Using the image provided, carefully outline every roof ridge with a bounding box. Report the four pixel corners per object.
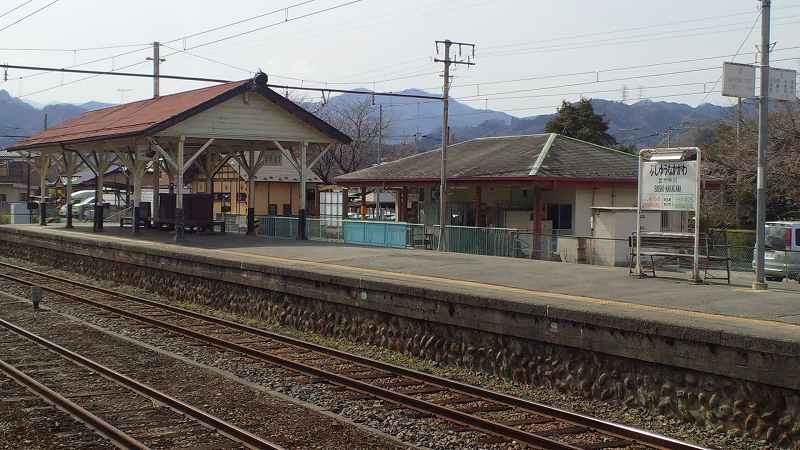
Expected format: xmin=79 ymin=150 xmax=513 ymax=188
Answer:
xmin=78 ymin=80 xmax=249 ymax=115
xmin=555 ymin=134 xmax=637 ymax=159
xmin=529 ymin=133 xmax=557 ymax=176
xmin=473 ymin=133 xmax=550 ymax=141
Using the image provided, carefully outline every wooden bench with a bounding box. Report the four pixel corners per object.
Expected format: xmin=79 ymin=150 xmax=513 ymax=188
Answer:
xmin=629 ymin=232 xmax=731 ymax=284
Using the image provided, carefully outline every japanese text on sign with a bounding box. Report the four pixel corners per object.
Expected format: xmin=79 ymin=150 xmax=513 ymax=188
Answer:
xmin=641 ymin=161 xmax=697 ymax=211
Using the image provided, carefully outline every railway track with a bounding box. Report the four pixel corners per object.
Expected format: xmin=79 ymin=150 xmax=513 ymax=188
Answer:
xmin=0 ymin=261 xmax=709 ymax=450
xmin=0 ymin=311 xmax=285 ymax=450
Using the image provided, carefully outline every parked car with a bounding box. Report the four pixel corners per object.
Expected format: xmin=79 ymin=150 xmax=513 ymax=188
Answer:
xmin=58 ymin=190 xmax=96 ymax=216
xmin=754 ymin=221 xmax=800 ymax=281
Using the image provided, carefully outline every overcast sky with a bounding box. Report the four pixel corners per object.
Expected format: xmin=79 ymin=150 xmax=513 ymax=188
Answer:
xmin=1 ymin=0 xmax=799 ymax=116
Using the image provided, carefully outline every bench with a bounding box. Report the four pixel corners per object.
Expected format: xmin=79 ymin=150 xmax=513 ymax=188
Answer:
xmin=629 ymin=232 xmax=731 ymax=284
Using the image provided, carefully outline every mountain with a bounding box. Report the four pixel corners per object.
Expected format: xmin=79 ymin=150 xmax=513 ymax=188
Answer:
xmin=439 ymin=99 xmax=741 ymax=149
xmin=315 ymin=90 xmax=738 ymax=149
xmin=1 ymin=86 xmax=739 ymax=153
xmin=321 ymin=89 xmax=514 ymax=140
xmin=0 ymin=90 xmax=114 ymax=149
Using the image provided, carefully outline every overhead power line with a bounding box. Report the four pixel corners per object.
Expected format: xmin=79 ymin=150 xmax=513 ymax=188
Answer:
xmin=0 ymin=0 xmax=62 ymax=34
xmin=0 ymin=0 xmax=35 ymax=20
xmin=173 ymin=0 xmax=362 ymax=52
xmin=1 ymin=63 xmax=443 ymax=100
xmin=5 ymin=0 xmax=362 ymax=95
xmin=480 ymin=6 xmax=800 ymax=52
xmin=701 ymin=10 xmax=762 ymax=104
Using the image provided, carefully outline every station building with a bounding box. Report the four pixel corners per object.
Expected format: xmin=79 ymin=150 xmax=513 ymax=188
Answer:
xmin=337 ymin=133 xmax=689 ymax=237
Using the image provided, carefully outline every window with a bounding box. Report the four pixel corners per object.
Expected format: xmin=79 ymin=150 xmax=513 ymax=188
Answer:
xmin=0 ymin=194 xmax=6 ymax=204
xmin=795 ymin=228 xmax=800 ymax=249
xmin=268 ymin=204 xmax=277 ymax=216
xmin=547 ymin=204 xmax=573 ymax=231
xmin=282 ymin=204 xmax=292 ymax=216
xmin=0 ymin=161 xmax=8 ymax=177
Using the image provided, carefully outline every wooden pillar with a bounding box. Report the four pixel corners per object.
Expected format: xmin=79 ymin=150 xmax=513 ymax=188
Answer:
xmin=152 ymin=151 xmax=160 ymax=226
xmin=37 ymin=153 xmax=50 ymax=226
xmin=360 ymin=187 xmax=367 ymax=220
xmin=532 ymin=187 xmax=544 ymax=259
xmin=175 ymin=136 xmax=185 ymax=242
xmin=474 ymin=185 xmax=482 ymax=227
xmin=58 ymin=150 xmax=82 ymax=229
xmin=300 ymin=142 xmax=307 ymax=213
xmin=341 ymin=188 xmax=349 ymax=220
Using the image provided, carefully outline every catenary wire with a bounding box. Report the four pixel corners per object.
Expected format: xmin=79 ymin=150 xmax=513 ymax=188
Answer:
xmin=0 ymin=0 xmax=62 ymax=34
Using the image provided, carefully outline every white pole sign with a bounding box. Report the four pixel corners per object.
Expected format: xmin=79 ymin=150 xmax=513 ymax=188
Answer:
xmin=722 ymin=62 xmax=756 ymax=98
xmin=768 ymin=67 xmax=798 ymax=101
xmin=641 ymin=161 xmax=697 ymax=211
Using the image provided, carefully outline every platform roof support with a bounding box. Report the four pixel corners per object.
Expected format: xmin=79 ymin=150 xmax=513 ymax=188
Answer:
xmin=152 ymin=150 xmax=161 ymax=225
xmin=33 ymin=154 xmax=51 ymax=226
xmin=175 ymin=136 xmax=186 ymax=241
xmin=235 ymin=148 xmax=271 ymax=235
xmin=57 ymin=149 xmax=83 ymax=229
xmin=115 ymin=147 xmax=149 ymax=234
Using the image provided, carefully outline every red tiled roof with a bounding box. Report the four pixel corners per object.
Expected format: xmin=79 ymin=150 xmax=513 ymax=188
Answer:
xmin=9 ymin=81 xmax=250 ymax=150
xmin=8 ymin=79 xmax=351 ymax=150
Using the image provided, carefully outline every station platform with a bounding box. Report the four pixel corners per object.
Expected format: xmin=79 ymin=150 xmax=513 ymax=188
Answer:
xmin=5 ymin=224 xmax=799 ymax=326
xmin=2 ymin=224 xmax=799 ymax=391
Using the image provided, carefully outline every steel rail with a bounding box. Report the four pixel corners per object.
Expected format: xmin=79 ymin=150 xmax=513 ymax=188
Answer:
xmin=0 ymin=262 xmax=709 ymax=450
xmin=0 ymin=315 xmax=285 ymax=450
xmin=0 ymin=269 xmax=577 ymax=450
xmin=0 ymin=356 xmax=149 ymax=450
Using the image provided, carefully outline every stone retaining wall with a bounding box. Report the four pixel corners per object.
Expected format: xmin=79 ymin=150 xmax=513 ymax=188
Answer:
xmin=1 ymin=231 xmax=798 ymax=447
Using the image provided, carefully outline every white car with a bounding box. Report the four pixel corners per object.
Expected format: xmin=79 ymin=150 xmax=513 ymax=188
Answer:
xmin=754 ymin=222 xmax=800 ymax=282
xmin=59 ymin=190 xmax=96 ymax=216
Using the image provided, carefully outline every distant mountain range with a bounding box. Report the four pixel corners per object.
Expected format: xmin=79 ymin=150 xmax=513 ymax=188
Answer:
xmin=0 ymin=90 xmax=113 ymax=149
xmin=1 ymin=87 xmax=741 ymax=152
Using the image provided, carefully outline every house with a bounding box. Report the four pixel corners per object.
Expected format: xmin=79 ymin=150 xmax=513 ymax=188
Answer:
xmin=0 ymin=150 xmax=35 ymax=207
xmin=190 ymin=152 xmax=323 ymax=217
xmin=336 ymin=133 xmax=689 ymax=238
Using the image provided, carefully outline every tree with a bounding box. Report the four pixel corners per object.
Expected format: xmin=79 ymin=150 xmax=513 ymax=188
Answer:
xmin=704 ymin=101 xmax=800 ymax=228
xmin=314 ymin=98 xmax=390 ymax=181
xmin=544 ymin=98 xmax=616 ymax=146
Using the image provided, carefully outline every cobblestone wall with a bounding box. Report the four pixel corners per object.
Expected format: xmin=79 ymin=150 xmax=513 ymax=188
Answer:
xmin=2 ymin=241 xmax=798 ymax=448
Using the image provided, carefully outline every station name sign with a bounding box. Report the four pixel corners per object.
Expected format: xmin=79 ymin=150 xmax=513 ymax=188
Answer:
xmin=641 ymin=161 xmax=697 ymax=211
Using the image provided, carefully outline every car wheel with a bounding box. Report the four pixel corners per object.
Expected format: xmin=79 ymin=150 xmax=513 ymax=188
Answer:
xmin=766 ymin=276 xmax=784 ymax=282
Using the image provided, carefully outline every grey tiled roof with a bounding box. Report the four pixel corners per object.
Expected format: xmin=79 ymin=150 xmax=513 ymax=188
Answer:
xmin=336 ymin=134 xmax=637 ymax=183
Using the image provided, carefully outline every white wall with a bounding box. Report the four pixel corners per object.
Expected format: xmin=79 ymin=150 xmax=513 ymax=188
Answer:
xmin=161 ymin=93 xmax=333 ymax=143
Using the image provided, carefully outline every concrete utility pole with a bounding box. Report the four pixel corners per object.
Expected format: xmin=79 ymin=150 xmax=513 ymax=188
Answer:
xmin=376 ymin=103 xmax=383 ymax=221
xmin=434 ymin=39 xmax=475 ymax=251
xmin=146 ymin=42 xmax=165 ymax=98
xmin=754 ymin=0 xmax=771 ymax=290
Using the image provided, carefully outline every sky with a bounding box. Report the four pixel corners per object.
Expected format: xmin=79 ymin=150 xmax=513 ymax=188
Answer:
xmin=1 ymin=0 xmax=799 ymax=117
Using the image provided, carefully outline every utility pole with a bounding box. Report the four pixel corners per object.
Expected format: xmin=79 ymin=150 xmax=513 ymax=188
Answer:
xmin=146 ymin=42 xmax=165 ymax=98
xmin=434 ymin=39 xmax=475 ymax=251
xmin=735 ymin=98 xmax=743 ymax=228
xmin=754 ymin=0 xmax=771 ymax=290
xmin=376 ymin=103 xmax=383 ymax=221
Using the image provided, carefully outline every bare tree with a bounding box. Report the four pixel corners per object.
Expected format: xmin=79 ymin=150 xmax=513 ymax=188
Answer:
xmin=704 ymin=100 xmax=800 ymax=227
xmin=314 ymin=98 xmax=390 ymax=179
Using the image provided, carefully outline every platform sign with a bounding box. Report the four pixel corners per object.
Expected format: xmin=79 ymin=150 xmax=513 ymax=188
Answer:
xmin=722 ymin=62 xmax=756 ymax=98
xmin=640 ymin=160 xmax=697 ymax=211
xmin=768 ymin=67 xmax=797 ymax=101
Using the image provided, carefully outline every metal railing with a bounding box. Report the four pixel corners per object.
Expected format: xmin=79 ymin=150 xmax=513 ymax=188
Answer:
xmin=430 ymin=225 xmax=522 ymax=257
xmin=223 ymin=214 xmax=247 ymax=234
xmin=259 ymin=216 xmax=299 ymax=240
xmin=306 ymin=217 xmax=343 ymax=242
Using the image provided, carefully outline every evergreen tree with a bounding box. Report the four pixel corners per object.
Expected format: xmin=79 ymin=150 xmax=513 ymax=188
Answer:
xmin=544 ymin=99 xmax=617 ymax=146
